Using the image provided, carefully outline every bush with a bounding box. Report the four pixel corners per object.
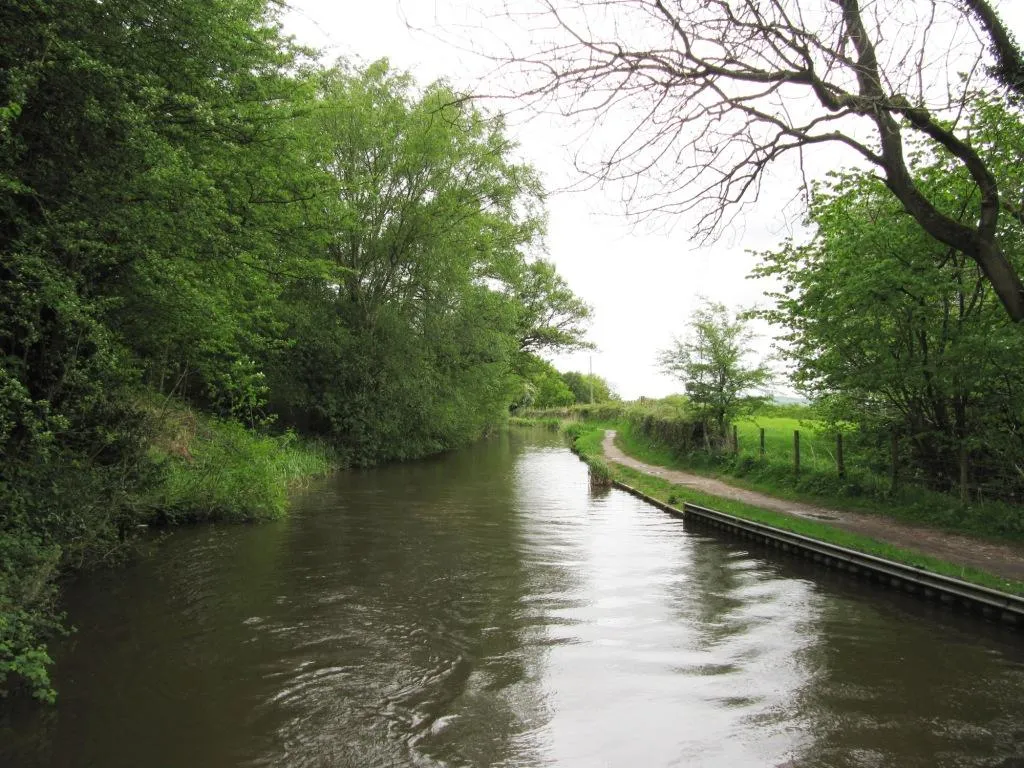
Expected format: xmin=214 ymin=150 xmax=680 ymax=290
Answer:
xmin=625 ymin=399 xmax=706 ymax=455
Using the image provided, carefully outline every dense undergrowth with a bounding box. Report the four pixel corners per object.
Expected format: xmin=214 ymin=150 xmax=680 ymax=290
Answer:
xmin=143 ymin=400 xmax=334 ymax=524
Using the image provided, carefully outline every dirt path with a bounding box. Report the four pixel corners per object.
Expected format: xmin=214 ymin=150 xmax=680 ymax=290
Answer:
xmin=602 ymin=430 xmax=1024 ymax=583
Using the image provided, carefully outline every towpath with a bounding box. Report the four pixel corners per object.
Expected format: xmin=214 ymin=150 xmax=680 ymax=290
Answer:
xmin=602 ymin=430 xmax=1024 ymax=583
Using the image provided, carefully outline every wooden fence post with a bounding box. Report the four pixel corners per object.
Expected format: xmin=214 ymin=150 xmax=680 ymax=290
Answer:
xmin=733 ymin=425 xmax=739 ymax=454
xmin=836 ymin=432 xmax=845 ymax=480
xmin=759 ymin=427 xmax=765 ymax=459
xmin=794 ymin=430 xmax=801 ymax=476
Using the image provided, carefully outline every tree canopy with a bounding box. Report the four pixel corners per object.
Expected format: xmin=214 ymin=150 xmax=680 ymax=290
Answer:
xmin=753 ymin=99 xmax=1024 ymax=495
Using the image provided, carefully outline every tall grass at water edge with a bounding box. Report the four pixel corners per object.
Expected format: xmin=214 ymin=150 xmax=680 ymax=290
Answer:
xmin=146 ymin=409 xmax=334 ymax=523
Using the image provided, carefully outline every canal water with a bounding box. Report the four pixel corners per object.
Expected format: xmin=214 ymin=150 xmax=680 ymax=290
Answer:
xmin=2 ymin=429 xmax=1023 ymax=767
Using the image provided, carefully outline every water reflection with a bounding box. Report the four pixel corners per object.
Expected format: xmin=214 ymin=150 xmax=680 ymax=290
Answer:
xmin=2 ymin=428 xmax=1023 ymax=767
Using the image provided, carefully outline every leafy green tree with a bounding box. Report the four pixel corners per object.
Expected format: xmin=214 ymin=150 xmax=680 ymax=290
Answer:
xmin=510 ymin=259 xmax=593 ymax=354
xmin=509 ymin=356 xmax=575 ymax=409
xmin=754 ymin=155 xmax=1024 ymax=495
xmin=753 ymin=95 xmax=1024 ymax=496
xmin=561 ymin=371 xmax=617 ymax=404
xmin=267 ymin=61 xmax=558 ymax=463
xmin=532 ymin=369 xmax=576 ymax=408
xmin=658 ymin=301 xmax=772 ymax=442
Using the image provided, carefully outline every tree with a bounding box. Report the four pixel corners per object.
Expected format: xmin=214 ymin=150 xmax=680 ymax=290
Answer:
xmin=266 ymin=62 xmax=588 ymax=462
xmin=561 ymin=371 xmax=617 ymax=403
xmin=658 ymin=301 xmax=772 ymax=440
xmin=486 ymin=0 xmax=1024 ymax=321
xmin=510 ymin=355 xmax=577 ymax=409
xmin=509 ymin=259 xmax=593 ymax=354
xmin=753 ymin=131 xmax=1024 ymax=495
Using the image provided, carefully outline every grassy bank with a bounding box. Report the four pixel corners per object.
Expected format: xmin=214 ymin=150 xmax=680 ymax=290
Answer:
xmin=615 ymin=418 xmax=1024 ymax=544
xmin=144 ymin=402 xmax=335 ymax=524
xmin=1 ymin=397 xmax=335 ymax=702
xmin=564 ymin=423 xmax=1024 ymax=597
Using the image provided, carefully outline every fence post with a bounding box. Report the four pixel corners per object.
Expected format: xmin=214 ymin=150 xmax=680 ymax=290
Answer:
xmin=794 ymin=430 xmax=801 ymax=476
xmin=733 ymin=425 xmax=739 ymax=454
xmin=890 ymin=428 xmax=899 ymax=493
xmin=836 ymin=432 xmax=845 ymax=480
xmin=759 ymin=427 xmax=765 ymax=459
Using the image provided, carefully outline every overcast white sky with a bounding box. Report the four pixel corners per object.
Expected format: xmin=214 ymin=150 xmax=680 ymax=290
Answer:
xmin=280 ymin=0 xmax=1024 ymax=400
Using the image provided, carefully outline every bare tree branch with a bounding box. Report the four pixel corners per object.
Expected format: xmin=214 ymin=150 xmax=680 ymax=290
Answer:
xmin=471 ymin=0 xmax=1024 ymax=321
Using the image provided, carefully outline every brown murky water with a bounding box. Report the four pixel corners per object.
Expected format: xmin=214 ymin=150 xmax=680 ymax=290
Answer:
xmin=2 ymin=429 xmax=1023 ymax=767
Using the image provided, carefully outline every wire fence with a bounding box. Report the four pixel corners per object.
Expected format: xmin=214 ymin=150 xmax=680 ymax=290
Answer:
xmin=727 ymin=418 xmax=1024 ymax=505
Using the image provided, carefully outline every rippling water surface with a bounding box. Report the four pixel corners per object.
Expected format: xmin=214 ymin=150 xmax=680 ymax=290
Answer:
xmin=2 ymin=430 xmax=1023 ymax=767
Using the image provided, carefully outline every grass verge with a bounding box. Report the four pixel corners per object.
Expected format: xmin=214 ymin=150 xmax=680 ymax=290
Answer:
xmin=566 ymin=423 xmax=1024 ymax=597
xmin=616 ymin=420 xmax=1024 ymax=544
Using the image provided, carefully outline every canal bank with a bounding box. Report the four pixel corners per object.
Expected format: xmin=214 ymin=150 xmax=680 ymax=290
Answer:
xmin=573 ymin=428 xmax=1024 ymax=608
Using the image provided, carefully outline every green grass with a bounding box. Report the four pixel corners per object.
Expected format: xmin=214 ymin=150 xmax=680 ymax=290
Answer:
xmin=145 ymin=405 xmax=335 ymax=523
xmin=619 ymin=418 xmax=1024 ymax=543
xmin=565 ymin=423 xmax=1024 ymax=596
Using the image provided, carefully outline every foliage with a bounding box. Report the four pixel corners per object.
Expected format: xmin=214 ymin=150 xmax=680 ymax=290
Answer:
xmin=560 ymin=371 xmax=617 ymax=404
xmin=586 ymin=458 xmax=613 ymax=487
xmin=569 ymin=401 xmax=625 ymax=422
xmin=531 ymin=369 xmax=576 ymax=409
xmin=624 ymin=397 xmax=704 ymax=456
xmin=509 ymin=354 xmax=574 ymax=411
xmin=0 ymin=3 xmax=590 ymax=700
xmin=511 ymin=260 xmax=593 ymax=354
xmin=657 ymin=301 xmax=772 ymax=442
xmin=753 ymin=98 xmax=1024 ymax=499
xmin=145 ymin=405 xmax=333 ymax=524
xmin=508 ymin=416 xmax=561 ymax=430
xmin=515 ymin=401 xmax=626 ymax=422
xmin=265 ymin=63 xmax=584 ymax=464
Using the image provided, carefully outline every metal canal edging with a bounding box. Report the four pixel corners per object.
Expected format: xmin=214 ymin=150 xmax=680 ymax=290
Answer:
xmin=610 ymin=479 xmax=1024 ymax=629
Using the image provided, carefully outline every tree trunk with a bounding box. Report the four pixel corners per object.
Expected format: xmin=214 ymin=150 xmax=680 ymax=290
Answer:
xmin=974 ymin=240 xmax=1024 ymax=322
xmin=959 ymin=441 xmax=970 ymax=504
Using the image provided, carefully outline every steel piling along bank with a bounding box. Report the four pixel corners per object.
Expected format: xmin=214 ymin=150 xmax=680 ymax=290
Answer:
xmin=610 ymin=479 xmax=1024 ymax=628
